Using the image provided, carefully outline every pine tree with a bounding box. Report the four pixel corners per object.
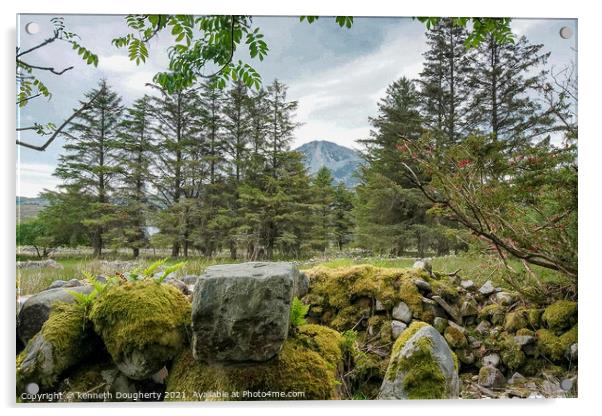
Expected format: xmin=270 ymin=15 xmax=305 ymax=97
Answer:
xmin=54 ymin=80 xmax=123 ymax=257
xmin=265 ymin=80 xmax=299 ymax=175
xmin=332 ymin=182 xmax=355 ymax=251
xmin=465 ymin=34 xmax=555 ymax=147
xmin=309 ymin=167 xmax=335 ymax=253
xmin=355 ymin=77 xmax=437 ymax=256
xmin=110 ymin=96 xmax=153 ymax=257
xmin=148 ymin=86 xmax=202 ymax=257
xmin=418 ymin=18 xmax=472 ymax=145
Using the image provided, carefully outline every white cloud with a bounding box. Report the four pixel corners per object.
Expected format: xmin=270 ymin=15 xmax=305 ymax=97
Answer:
xmin=16 ymin=163 xmax=59 ymax=197
xmin=98 ymin=54 xmax=140 ymax=73
xmin=289 ymin=22 xmax=426 ymax=148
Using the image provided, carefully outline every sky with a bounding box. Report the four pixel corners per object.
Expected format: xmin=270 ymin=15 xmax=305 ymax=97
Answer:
xmin=16 ymin=15 xmax=577 ymax=197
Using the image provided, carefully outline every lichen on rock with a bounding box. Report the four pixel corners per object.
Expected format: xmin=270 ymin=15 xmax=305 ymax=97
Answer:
xmin=89 ymin=280 xmax=191 ymax=380
xmin=379 ymin=322 xmax=459 ymax=400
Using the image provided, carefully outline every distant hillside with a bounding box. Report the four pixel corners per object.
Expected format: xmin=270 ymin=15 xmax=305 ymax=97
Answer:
xmin=296 ymin=140 xmax=362 ymax=187
xmin=16 ymin=196 xmax=48 ymax=221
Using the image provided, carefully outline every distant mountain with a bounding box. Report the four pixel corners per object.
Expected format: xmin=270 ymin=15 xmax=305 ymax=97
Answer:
xmin=16 ymin=196 xmax=48 ymax=221
xmin=296 ymin=140 xmax=362 ymax=187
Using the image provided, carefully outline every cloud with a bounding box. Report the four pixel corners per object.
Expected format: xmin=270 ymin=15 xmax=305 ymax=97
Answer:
xmin=98 ymin=54 xmax=141 ymax=73
xmin=288 ymin=21 xmax=426 ymax=148
xmin=16 ymin=163 xmax=59 ymax=197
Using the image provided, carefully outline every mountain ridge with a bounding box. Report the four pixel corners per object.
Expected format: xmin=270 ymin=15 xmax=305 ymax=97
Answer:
xmin=295 ymin=140 xmax=362 ymax=187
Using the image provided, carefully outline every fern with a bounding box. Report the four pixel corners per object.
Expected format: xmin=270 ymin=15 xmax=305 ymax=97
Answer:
xmin=142 ymin=258 xmax=168 ymax=278
xmin=289 ymin=297 xmax=310 ymax=328
xmin=157 ymin=261 xmax=187 ymax=283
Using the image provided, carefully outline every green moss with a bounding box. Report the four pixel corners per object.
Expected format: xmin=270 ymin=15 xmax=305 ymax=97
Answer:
xmin=444 ymin=325 xmax=467 ymax=349
xmin=305 ymin=266 xmax=430 ymax=330
xmin=536 ymin=325 xmax=577 ymax=362
xmin=165 ymin=324 xmax=343 ymax=401
xmin=17 ymin=302 xmax=100 ymax=391
xmin=388 ymin=321 xmax=429 ymax=364
xmin=384 ymin=321 xmax=454 ymax=399
xmin=396 ymin=337 xmax=447 ymax=399
xmin=89 ymin=280 xmax=191 ymax=369
xmin=504 ymin=308 xmax=529 ymax=332
xmin=542 ymin=300 xmax=577 ymax=332
xmin=479 ymin=303 xmax=506 ymax=325
xmin=516 ymin=328 xmax=535 ymax=337
xmin=294 ymin=324 xmax=343 ymax=368
xmin=430 ymin=280 xmax=459 ymax=303
xmin=501 ymin=336 xmax=526 ymax=370
xmin=527 ymin=309 xmax=543 ymax=328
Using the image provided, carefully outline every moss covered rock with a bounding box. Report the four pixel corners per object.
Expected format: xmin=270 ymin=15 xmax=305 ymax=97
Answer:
xmin=304 ymin=266 xmax=437 ymax=330
xmin=165 ymin=324 xmax=343 ymax=401
xmin=379 ymin=322 xmax=459 ymax=399
xmin=479 ymin=303 xmax=506 ymax=326
xmin=444 ymin=325 xmax=467 ymax=349
xmin=536 ymin=325 xmax=578 ymax=362
xmin=504 ymin=308 xmax=529 ymax=332
xmin=17 ymin=302 xmax=100 ymax=392
xmin=542 ymin=300 xmax=577 ymax=333
xmin=89 ymin=280 xmax=191 ymax=380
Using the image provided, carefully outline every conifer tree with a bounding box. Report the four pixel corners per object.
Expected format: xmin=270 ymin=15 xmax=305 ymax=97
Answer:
xmin=309 ymin=167 xmax=336 ymax=253
xmin=148 ymin=86 xmax=202 ymax=257
xmin=110 ymin=96 xmax=153 ymax=257
xmin=332 ymin=182 xmax=355 ymax=251
xmin=465 ymin=35 xmax=555 ymax=147
xmin=418 ymin=18 xmax=472 ymax=145
xmin=54 ymin=80 xmax=123 ymax=257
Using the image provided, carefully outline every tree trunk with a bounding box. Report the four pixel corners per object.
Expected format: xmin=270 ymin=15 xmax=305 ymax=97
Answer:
xmin=132 ymin=247 xmax=140 ymax=258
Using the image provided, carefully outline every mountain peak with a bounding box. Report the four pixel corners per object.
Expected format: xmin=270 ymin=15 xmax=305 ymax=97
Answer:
xmin=295 ymin=140 xmax=362 ymax=187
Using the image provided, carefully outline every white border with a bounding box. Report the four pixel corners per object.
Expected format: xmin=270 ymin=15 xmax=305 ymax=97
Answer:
xmin=3 ymin=1 xmax=599 ymax=415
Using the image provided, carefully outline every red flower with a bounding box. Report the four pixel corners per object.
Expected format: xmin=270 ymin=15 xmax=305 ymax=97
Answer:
xmin=457 ymin=159 xmax=472 ymax=168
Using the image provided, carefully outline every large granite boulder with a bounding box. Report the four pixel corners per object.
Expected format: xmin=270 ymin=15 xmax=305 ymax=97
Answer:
xmin=379 ymin=322 xmax=460 ymax=399
xmin=191 ymin=262 xmax=303 ymax=363
xmin=17 ymin=285 xmax=93 ymax=345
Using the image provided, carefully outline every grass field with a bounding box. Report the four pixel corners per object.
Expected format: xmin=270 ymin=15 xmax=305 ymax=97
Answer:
xmin=16 ymin=251 xmax=567 ymax=296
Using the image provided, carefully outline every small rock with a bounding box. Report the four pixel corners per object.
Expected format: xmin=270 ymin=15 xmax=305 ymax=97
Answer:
xmin=508 ymin=372 xmax=526 ymax=385
xmin=151 ymin=366 xmax=169 ymax=384
xmin=479 ymin=280 xmax=496 ymax=296
xmin=460 ymin=280 xmax=475 ymax=290
xmin=568 ymin=343 xmax=578 ymax=361
xmin=478 ymin=365 xmax=506 ymax=388
xmin=391 ymin=320 xmax=407 ymax=340
xmin=475 ymin=320 xmax=491 ymax=335
xmin=513 ymin=335 xmax=535 ymax=347
xmin=431 ymin=295 xmax=462 ymax=323
xmin=494 ymin=291 xmax=514 ymax=306
xmin=412 ymin=259 xmax=432 ymax=275
xmin=165 ymin=278 xmax=190 ymax=295
xmin=433 ymin=317 xmax=448 ymax=333
xmin=456 ymin=348 xmax=475 ymax=365
xmin=17 ymin=286 xmax=93 ymax=344
xmin=413 ymin=278 xmax=432 ymax=294
xmin=460 ymin=298 xmax=479 ymax=317
xmin=65 ymin=279 xmax=82 ymax=288
xmin=482 ymin=353 xmax=501 ymax=368
xmin=392 ymin=301 xmax=412 ymax=323
xmin=181 ymin=275 xmax=199 ymax=285
xmin=46 ymin=280 xmax=68 ymax=290
xmin=95 ymin=275 xmax=107 ymax=284
xmin=375 ymin=299 xmax=386 ymax=312
xmin=444 ymin=324 xmax=467 ymax=348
